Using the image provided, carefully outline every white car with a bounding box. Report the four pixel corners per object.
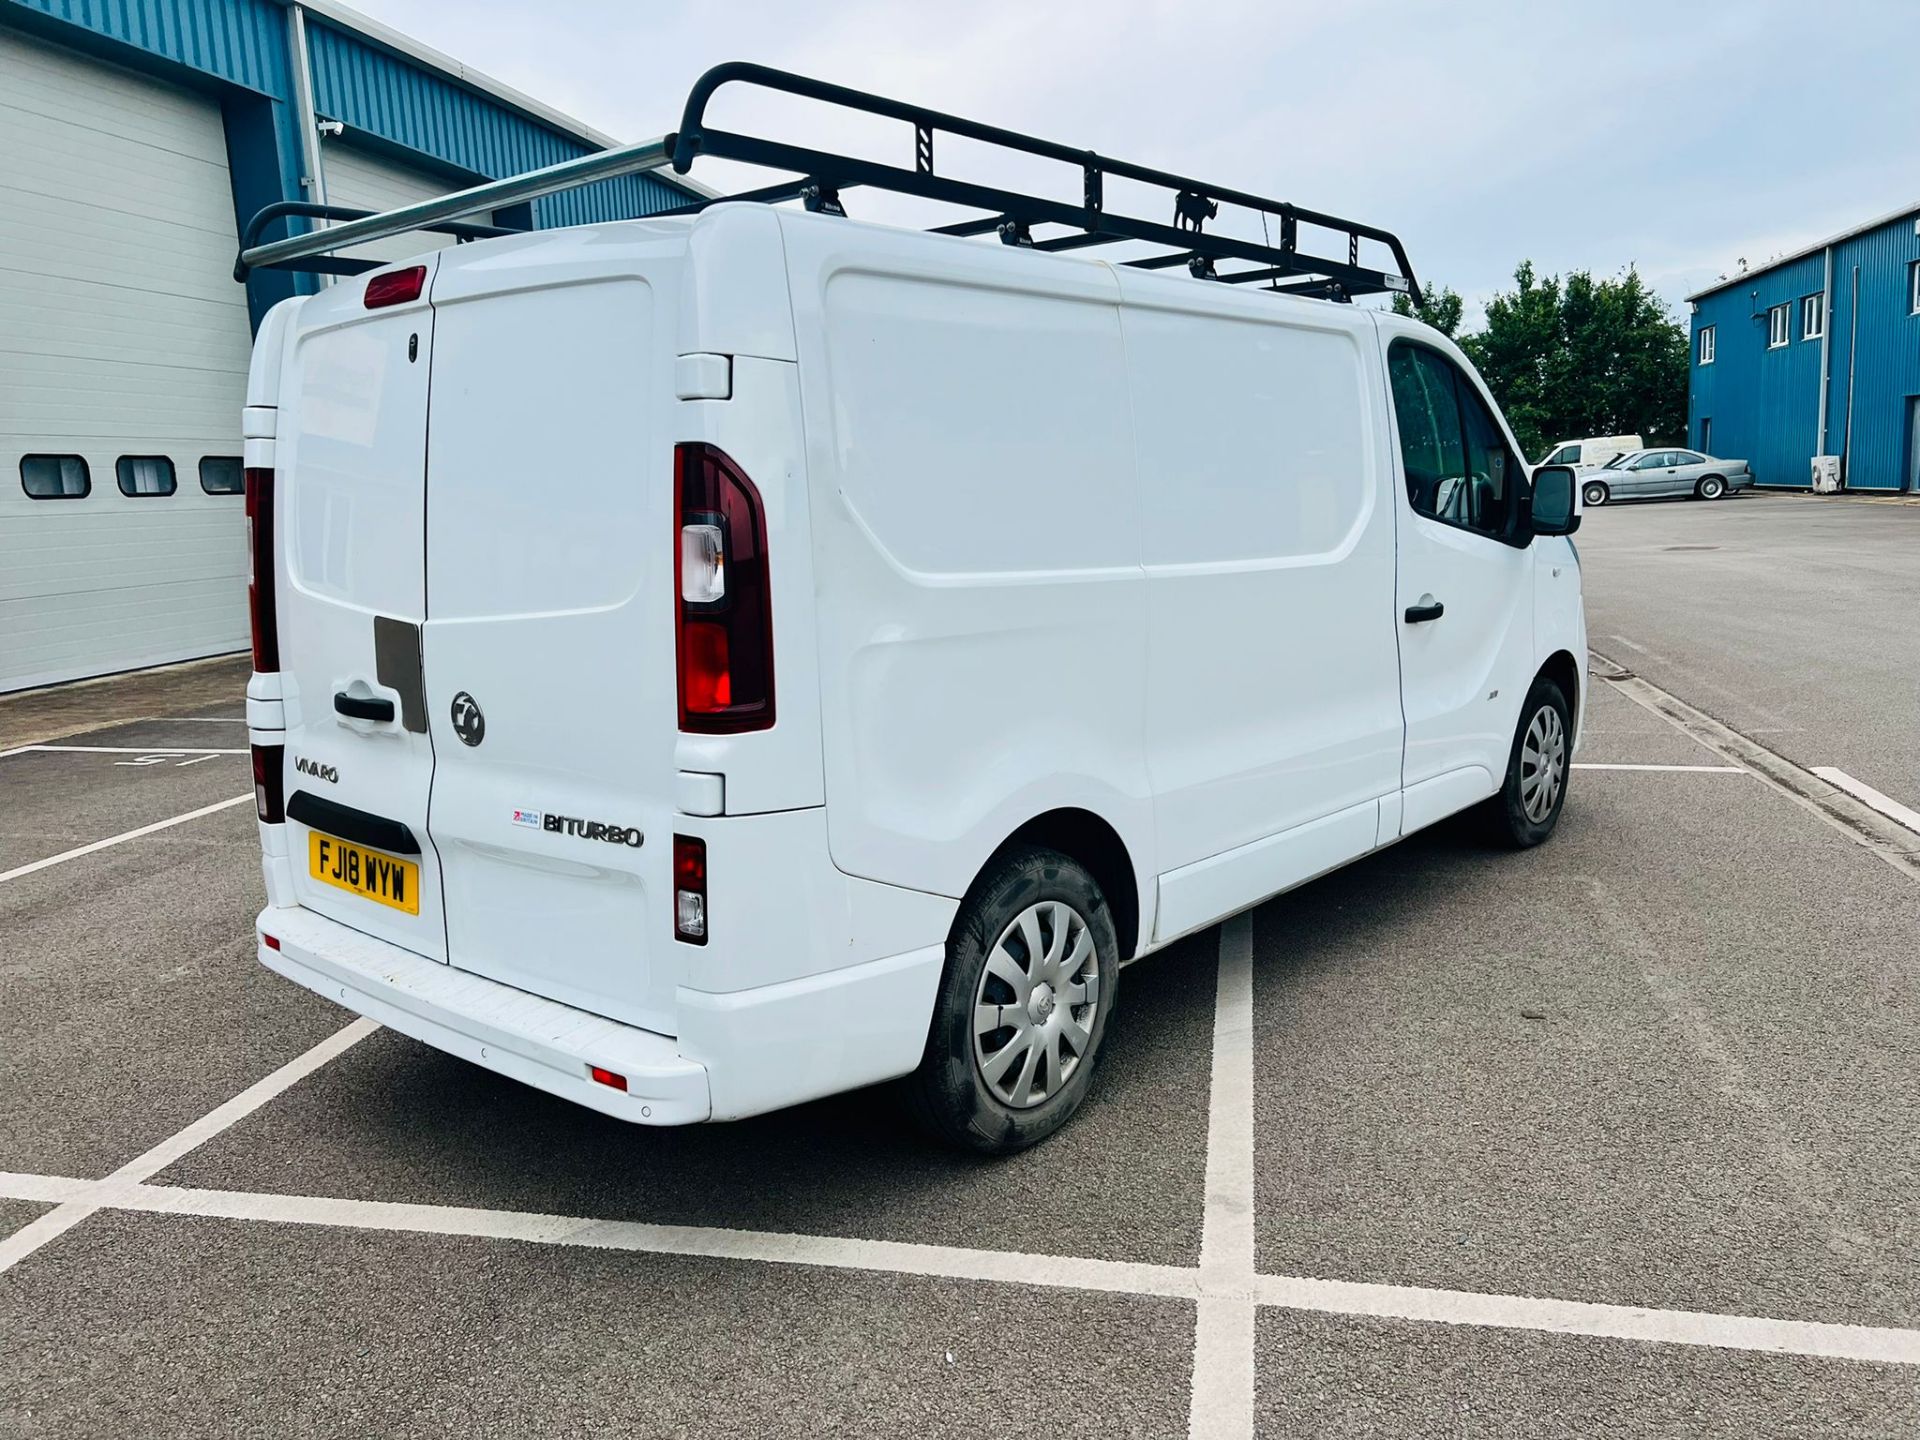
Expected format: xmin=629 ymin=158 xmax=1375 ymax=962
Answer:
xmin=236 ymin=66 xmax=1588 ymax=1152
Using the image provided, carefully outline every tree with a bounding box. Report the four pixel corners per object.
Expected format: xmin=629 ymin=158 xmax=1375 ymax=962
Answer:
xmin=1464 ymin=263 xmax=1688 ymax=460
xmin=1387 ymin=264 xmax=1690 ymax=460
xmin=1390 ymin=282 xmax=1463 ymax=338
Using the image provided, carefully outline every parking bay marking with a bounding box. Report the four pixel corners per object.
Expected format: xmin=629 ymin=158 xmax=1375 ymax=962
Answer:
xmin=1573 ymin=763 xmax=1746 ymax=773
xmin=0 ymin=793 xmax=254 ymax=886
xmin=1811 ymin=767 xmax=1920 ymax=836
xmin=0 ymin=744 xmax=248 ymax=757
xmin=1190 ymin=912 xmax=1257 ymax=1440
xmin=2 ymin=1163 xmax=1915 ymax=1370
xmin=0 ymin=1019 xmax=379 ymax=1276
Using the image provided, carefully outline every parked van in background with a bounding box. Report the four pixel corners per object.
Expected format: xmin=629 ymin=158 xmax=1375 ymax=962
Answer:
xmin=238 ymin=65 xmax=1588 ymax=1154
xmin=1537 ymin=435 xmax=1641 ymax=470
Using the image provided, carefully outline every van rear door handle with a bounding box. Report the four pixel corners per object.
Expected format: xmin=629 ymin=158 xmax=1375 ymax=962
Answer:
xmin=1404 ymin=600 xmax=1445 ymax=623
xmin=334 ymin=692 xmax=395 ymax=722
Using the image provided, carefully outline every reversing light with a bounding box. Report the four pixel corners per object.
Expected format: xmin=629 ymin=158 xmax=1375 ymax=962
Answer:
xmin=364 ymin=264 xmax=426 ymax=309
xmin=674 ymin=443 xmax=774 ymax=732
xmin=252 ymin=743 xmax=285 ymax=824
xmin=673 ymin=834 xmax=708 ymax=945
xmin=589 ymin=1065 xmax=628 ymax=1092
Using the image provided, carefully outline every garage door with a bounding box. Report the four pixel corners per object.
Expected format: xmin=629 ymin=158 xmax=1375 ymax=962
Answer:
xmin=321 ymin=140 xmax=473 ymax=268
xmin=0 ymin=26 xmax=253 ymax=693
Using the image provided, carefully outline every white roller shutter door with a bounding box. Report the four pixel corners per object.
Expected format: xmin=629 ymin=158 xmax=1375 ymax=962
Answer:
xmin=0 ymin=26 xmax=252 ymax=692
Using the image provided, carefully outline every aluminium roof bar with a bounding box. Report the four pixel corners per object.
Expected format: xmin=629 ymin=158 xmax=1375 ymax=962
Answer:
xmin=236 ymin=135 xmax=672 ymax=279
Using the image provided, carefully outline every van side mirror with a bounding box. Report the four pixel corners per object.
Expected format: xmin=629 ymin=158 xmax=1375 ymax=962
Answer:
xmin=1529 ymin=465 xmax=1581 ymax=537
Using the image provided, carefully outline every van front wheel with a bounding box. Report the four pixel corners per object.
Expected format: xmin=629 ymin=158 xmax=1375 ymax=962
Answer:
xmin=906 ymin=846 xmax=1119 ymax=1154
xmin=1488 ymin=676 xmax=1571 ymax=847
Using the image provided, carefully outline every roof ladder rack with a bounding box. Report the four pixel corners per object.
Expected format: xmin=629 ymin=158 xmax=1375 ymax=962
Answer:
xmin=235 ymin=61 xmax=1421 ymax=308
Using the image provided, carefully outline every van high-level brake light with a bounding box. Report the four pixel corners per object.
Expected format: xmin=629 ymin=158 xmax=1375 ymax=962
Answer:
xmin=674 ymin=443 xmax=774 ymax=732
xmin=363 ymin=265 xmax=426 ymax=309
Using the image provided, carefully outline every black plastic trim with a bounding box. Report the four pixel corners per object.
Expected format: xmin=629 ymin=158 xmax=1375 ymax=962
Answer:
xmin=287 ymin=791 xmax=421 ymax=856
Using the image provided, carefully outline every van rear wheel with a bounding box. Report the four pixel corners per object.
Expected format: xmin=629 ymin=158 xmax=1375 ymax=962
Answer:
xmin=905 ymin=845 xmax=1119 ymax=1154
xmin=1487 ymin=676 xmax=1571 ymax=847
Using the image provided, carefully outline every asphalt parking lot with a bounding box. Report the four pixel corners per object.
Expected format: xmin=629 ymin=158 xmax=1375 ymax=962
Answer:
xmin=5 ymin=496 xmax=1920 ymax=1437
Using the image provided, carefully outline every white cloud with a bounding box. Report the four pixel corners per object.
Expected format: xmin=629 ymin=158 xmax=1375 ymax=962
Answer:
xmin=336 ymin=0 xmax=1920 ymax=322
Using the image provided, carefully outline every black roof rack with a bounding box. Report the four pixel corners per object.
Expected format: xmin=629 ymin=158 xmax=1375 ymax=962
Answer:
xmin=237 ymin=62 xmax=1420 ymax=306
xmin=664 ymin=63 xmax=1420 ymax=305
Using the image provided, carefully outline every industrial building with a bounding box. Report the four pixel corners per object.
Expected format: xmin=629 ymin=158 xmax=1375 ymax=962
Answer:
xmin=1687 ymin=202 xmax=1920 ymax=494
xmin=1 ymin=0 xmax=700 ymax=692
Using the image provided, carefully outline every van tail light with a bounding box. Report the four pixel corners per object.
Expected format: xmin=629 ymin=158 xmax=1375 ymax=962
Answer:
xmin=252 ymin=743 xmax=285 ymax=824
xmin=245 ymin=467 xmax=278 ymax=671
xmin=674 ymin=443 xmax=774 ymax=732
xmin=673 ymin=834 xmax=708 ymax=945
xmin=364 ymin=265 xmax=426 ymax=309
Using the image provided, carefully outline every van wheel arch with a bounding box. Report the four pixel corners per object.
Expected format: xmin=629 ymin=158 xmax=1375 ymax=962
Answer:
xmin=979 ymin=808 xmax=1140 ymax=964
xmin=1536 ymin=650 xmax=1582 ymax=747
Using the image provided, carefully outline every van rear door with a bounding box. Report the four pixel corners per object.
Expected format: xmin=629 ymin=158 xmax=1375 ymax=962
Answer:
xmin=419 ymin=243 xmax=682 ymax=1034
xmin=275 ymin=262 xmax=447 ymax=960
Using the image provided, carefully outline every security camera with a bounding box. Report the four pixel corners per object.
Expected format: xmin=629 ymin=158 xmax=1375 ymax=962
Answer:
xmin=316 ymin=119 xmax=345 ymax=137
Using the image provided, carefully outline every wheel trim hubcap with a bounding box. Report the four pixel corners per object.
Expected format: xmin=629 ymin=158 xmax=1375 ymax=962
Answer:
xmin=1519 ymin=704 xmax=1567 ymax=824
xmin=972 ymin=900 xmax=1100 ymax=1109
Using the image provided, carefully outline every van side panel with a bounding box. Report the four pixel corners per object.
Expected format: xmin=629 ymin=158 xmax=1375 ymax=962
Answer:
xmin=1113 ymin=278 xmax=1402 ymax=933
xmin=780 ymin=214 xmax=1154 ymax=907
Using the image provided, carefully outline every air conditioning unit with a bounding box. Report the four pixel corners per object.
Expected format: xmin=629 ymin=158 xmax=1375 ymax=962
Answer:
xmin=1811 ymin=455 xmax=1841 ymax=493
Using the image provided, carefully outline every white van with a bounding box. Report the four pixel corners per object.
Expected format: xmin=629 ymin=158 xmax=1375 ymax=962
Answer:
xmin=237 ymin=67 xmax=1587 ymax=1152
xmin=1537 ymin=435 xmax=1641 ymax=470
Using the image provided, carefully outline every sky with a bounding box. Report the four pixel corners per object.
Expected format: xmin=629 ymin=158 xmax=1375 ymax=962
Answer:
xmin=342 ymin=0 xmax=1920 ymax=328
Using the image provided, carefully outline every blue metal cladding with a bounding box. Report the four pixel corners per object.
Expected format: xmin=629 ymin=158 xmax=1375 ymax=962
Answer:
xmin=1689 ymin=253 xmax=1826 ymax=486
xmin=3 ymin=0 xmax=288 ymax=94
xmin=1690 ymin=208 xmax=1920 ymax=492
xmin=305 ymin=18 xmax=688 ymax=226
xmin=1825 ymin=216 xmax=1920 ymax=491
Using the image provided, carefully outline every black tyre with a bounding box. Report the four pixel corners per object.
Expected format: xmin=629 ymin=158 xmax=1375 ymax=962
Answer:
xmin=1581 ymin=480 xmax=1609 ymax=507
xmin=1696 ymin=474 xmax=1726 ymax=500
xmin=905 ymin=845 xmax=1120 ymax=1154
xmin=1488 ymin=676 xmax=1571 ymax=847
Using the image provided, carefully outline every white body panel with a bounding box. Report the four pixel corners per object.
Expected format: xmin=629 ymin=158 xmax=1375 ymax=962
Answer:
xmin=0 ymin=27 xmax=251 ymax=692
xmin=249 ymin=203 xmax=1585 ymax=1125
xmin=1537 ymin=434 xmax=1640 ymax=470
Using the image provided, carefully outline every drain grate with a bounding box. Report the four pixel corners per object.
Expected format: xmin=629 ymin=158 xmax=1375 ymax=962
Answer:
xmin=1662 ymin=544 xmax=1721 ymax=551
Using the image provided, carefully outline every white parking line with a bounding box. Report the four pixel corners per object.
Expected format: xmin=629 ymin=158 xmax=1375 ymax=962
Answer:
xmin=1190 ymin=914 xmax=1256 ymax=1439
xmin=0 ymin=744 xmax=248 ymax=761
xmin=1811 ymin=768 xmax=1920 ymax=836
xmin=1253 ymin=1272 xmax=1920 ymax=1367
xmin=2 ymin=1164 xmax=1913 ymax=1370
xmin=0 ymin=794 xmax=254 ymax=885
xmin=1573 ymin=763 xmax=1746 ymax=773
xmin=0 ymin=1019 xmax=377 ymax=1275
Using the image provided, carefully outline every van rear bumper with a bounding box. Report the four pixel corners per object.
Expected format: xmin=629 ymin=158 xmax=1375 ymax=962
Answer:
xmin=257 ymin=905 xmax=712 ymax=1124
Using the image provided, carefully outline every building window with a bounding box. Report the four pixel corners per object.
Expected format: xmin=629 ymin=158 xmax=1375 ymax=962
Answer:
xmin=1767 ymin=304 xmax=1790 ymax=348
xmin=1802 ymin=293 xmax=1824 ymax=340
xmin=1698 ymin=326 xmax=1715 ymax=365
xmin=20 ymin=454 xmax=91 ymax=499
xmin=1910 ymin=260 xmax=1920 ymax=315
xmin=116 ymin=456 xmax=177 ymax=497
xmin=199 ymin=456 xmax=245 ymax=495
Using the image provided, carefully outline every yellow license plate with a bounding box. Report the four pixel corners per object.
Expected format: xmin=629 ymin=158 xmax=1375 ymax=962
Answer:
xmin=308 ymin=831 xmax=420 ymax=915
